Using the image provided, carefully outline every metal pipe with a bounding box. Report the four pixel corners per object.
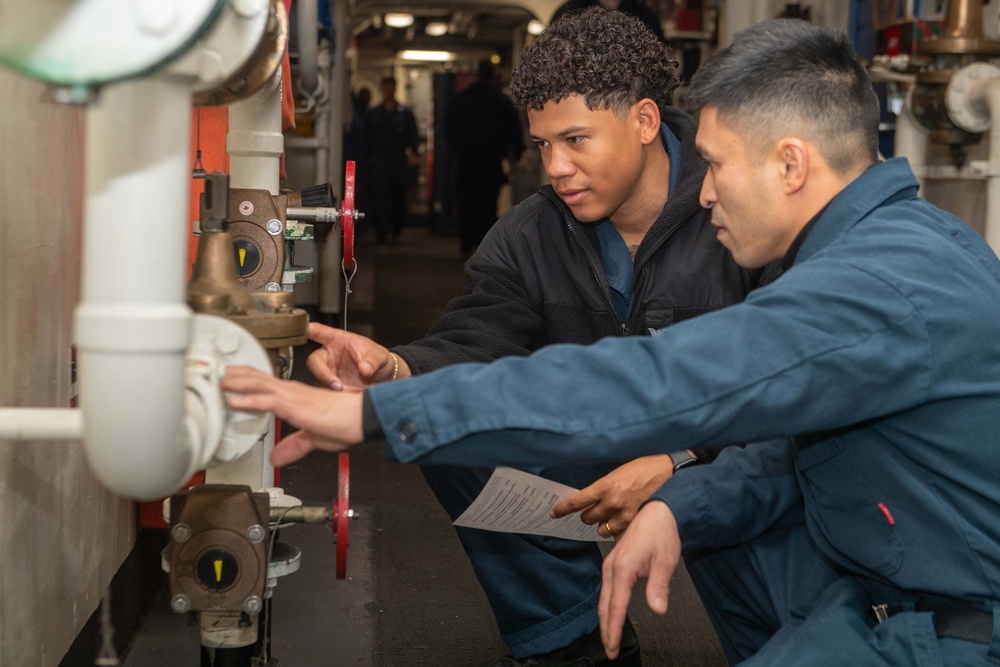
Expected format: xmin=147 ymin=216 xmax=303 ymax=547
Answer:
xmin=0 ymin=408 xmax=83 ymax=440
xmin=942 ymin=0 xmax=978 ymax=41
xmin=272 ymin=505 xmax=332 ymax=523
xmin=286 ymin=206 xmax=339 ymax=222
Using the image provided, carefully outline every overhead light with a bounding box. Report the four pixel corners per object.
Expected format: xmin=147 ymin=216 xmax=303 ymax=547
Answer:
xmin=399 ymin=50 xmax=456 ymax=62
xmin=490 ymin=54 xmax=501 ymax=65
xmin=527 ymin=19 xmax=545 ymax=35
xmin=425 ymin=21 xmax=449 ymax=37
xmin=384 ymin=13 xmax=414 ymax=28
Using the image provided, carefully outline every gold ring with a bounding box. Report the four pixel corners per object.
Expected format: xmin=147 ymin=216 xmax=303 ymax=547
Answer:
xmin=604 ymin=520 xmax=614 ymax=536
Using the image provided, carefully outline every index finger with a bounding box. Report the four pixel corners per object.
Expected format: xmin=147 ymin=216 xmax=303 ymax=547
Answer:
xmin=308 ymin=321 xmax=343 ymax=345
xmin=551 ymin=488 xmax=599 ymax=518
xmin=599 ymin=555 xmax=637 ymax=660
xmin=223 ymin=364 xmax=278 ymax=388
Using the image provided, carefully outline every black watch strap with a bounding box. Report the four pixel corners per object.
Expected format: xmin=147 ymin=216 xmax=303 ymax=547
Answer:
xmin=668 ymin=450 xmax=698 ymax=472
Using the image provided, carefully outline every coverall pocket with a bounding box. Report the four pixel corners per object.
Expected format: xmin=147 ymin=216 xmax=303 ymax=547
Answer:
xmin=795 ymin=439 xmax=905 ymax=579
xmin=644 ymin=307 xmax=715 ymax=334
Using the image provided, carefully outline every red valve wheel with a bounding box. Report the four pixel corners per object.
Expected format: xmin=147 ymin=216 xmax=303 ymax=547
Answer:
xmin=333 ymin=452 xmax=350 ymax=579
xmin=341 ymin=161 xmax=356 ymax=272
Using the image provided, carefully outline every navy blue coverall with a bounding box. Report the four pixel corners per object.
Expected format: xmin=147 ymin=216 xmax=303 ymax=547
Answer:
xmin=366 ymin=158 xmax=1000 ymax=665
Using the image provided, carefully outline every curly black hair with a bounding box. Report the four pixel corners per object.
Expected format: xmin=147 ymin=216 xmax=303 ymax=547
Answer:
xmin=510 ymin=7 xmax=679 ymax=117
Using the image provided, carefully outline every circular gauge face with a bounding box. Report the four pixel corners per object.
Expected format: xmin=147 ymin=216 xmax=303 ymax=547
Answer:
xmin=197 ymin=548 xmax=239 ymax=591
xmin=233 ymin=239 xmax=261 ymax=277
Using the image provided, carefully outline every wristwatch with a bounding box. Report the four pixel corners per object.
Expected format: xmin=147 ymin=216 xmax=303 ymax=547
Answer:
xmin=667 ymin=450 xmax=699 ymax=472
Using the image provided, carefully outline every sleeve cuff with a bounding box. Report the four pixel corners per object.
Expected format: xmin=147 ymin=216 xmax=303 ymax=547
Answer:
xmin=362 ymin=391 xmax=386 ymax=441
xmin=647 ymin=465 xmax=718 ymax=556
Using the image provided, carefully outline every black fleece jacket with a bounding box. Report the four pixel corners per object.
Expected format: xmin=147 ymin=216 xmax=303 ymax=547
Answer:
xmin=392 ymin=107 xmax=771 ymax=379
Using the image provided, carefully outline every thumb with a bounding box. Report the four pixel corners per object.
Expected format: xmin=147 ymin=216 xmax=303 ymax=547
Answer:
xmin=270 ymin=430 xmax=318 ymax=468
xmin=353 ymin=347 xmax=380 ymax=379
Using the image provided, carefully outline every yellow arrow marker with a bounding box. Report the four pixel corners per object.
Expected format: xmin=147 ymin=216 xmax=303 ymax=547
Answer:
xmin=239 ymin=248 xmax=247 ymax=267
xmin=214 ymin=559 xmax=223 ymax=582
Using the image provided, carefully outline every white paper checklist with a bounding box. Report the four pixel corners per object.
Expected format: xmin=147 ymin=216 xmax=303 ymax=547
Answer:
xmin=453 ymin=467 xmax=612 ymax=542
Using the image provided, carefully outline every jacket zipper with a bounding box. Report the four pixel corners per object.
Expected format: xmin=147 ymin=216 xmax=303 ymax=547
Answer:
xmin=554 ymin=204 xmax=630 ymax=336
xmin=543 ymin=188 xmax=694 ymax=338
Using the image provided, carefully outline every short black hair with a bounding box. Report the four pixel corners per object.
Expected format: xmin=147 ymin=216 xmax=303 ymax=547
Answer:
xmin=687 ymin=19 xmax=879 ymax=173
xmin=510 ymin=7 xmax=679 ymax=117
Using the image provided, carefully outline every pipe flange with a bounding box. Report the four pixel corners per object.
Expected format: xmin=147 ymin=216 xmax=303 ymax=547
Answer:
xmin=187 ymin=314 xmax=272 ymax=466
xmin=946 ymin=62 xmax=1000 ymax=133
xmin=193 ymin=0 xmax=287 ymax=106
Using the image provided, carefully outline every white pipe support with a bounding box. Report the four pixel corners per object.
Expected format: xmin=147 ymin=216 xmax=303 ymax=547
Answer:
xmin=76 ymin=78 xmax=196 ymax=501
xmin=0 ymin=409 xmax=83 ymax=441
xmin=227 ymin=67 xmax=284 ymax=194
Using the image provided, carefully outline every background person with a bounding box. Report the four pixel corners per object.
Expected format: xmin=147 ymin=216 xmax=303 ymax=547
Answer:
xmin=444 ymin=59 xmax=524 ymax=255
xmin=365 ymin=76 xmax=419 ymax=243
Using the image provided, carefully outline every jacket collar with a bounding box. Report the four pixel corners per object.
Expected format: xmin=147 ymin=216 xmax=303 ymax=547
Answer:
xmin=792 ymin=158 xmax=920 ymax=267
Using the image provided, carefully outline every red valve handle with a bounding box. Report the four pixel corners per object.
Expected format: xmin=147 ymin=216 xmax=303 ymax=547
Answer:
xmin=341 ymin=161 xmax=356 ymax=272
xmin=332 ymin=452 xmax=350 ymax=579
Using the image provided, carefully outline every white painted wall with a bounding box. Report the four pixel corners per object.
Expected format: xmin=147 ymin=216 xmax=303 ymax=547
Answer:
xmin=0 ymin=69 xmax=135 ymax=665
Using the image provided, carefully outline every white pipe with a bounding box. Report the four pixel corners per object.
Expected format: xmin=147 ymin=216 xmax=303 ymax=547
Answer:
xmin=297 ymin=0 xmax=319 ymax=93
xmin=284 ymin=135 xmax=326 ymax=150
xmin=76 ymin=78 xmax=196 ymax=501
xmin=969 ymin=77 xmax=1000 ymax=255
xmin=227 ymin=68 xmax=284 ymax=194
xmin=0 ymin=409 xmax=83 ymax=440
xmin=211 ymin=68 xmax=286 ymax=490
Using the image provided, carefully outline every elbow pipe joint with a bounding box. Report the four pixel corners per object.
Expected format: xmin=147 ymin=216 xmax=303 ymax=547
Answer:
xmin=76 ymin=303 xmax=196 ymax=500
